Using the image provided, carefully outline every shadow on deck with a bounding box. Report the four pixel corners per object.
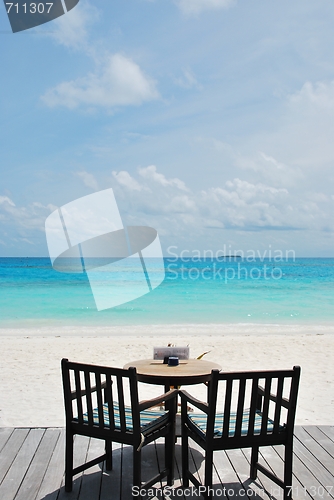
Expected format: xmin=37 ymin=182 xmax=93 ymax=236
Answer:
xmin=0 ymin=426 xmax=333 ymax=500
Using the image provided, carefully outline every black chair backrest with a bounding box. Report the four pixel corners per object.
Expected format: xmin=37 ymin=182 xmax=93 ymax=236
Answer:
xmin=207 ymin=366 xmax=300 ymax=441
xmin=61 ymin=359 xmax=141 ymax=435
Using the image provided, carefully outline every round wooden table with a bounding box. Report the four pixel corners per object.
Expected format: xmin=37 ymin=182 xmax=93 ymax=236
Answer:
xmin=123 ymin=358 xmax=222 ymax=390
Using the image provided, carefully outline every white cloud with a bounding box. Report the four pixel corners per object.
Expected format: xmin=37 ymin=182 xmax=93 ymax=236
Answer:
xmin=138 ymin=165 xmax=189 ymax=191
xmin=112 ymin=171 xmax=143 ymax=191
xmin=0 ymin=196 xmax=15 ymax=207
xmin=76 ymin=171 xmax=99 ymax=191
xmin=200 ymin=137 xmax=304 ymax=188
xmin=41 ymin=54 xmax=159 ymax=110
xmin=175 ymin=0 xmax=235 ymax=15
xmin=268 ymin=79 xmax=334 ymax=173
xmin=169 ymin=194 xmax=197 ymax=213
xmin=0 ymin=198 xmax=55 ymax=236
xmin=200 ymin=179 xmax=291 ymax=229
xmin=257 ymin=152 xmax=304 ymax=187
xmin=42 ymin=1 xmax=158 ymax=113
xmin=289 ymin=80 xmax=334 ymax=110
xmin=46 ymin=0 xmax=98 ymax=50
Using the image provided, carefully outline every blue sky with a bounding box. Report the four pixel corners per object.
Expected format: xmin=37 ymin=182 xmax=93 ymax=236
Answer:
xmin=1 ymin=0 xmax=334 ymax=257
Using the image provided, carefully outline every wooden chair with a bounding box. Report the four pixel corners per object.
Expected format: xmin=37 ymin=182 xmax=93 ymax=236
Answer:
xmin=61 ymin=358 xmax=177 ymax=492
xmin=180 ymin=366 xmax=301 ymax=500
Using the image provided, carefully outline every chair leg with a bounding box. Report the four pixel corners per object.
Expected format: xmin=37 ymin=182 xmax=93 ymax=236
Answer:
xmin=182 ymin=428 xmax=189 ymax=487
xmin=204 ymin=449 xmax=213 ymax=499
xmin=133 ymin=448 xmax=142 ymax=487
xmin=65 ymin=429 xmax=74 ymax=492
xmin=283 ymin=443 xmax=293 ymax=500
xmin=250 ymin=445 xmax=259 ymax=480
xmin=105 ymin=440 xmax=112 ymax=471
xmin=166 ymin=430 xmax=175 ymax=485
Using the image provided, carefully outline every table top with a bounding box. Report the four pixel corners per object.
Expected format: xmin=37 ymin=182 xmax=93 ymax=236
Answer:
xmin=123 ymin=358 xmax=222 ymax=386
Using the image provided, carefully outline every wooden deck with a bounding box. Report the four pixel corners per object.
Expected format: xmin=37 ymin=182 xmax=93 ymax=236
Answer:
xmin=0 ymin=426 xmax=333 ymax=500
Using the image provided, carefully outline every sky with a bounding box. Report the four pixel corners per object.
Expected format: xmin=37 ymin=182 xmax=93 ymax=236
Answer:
xmin=1 ymin=0 xmax=334 ymax=257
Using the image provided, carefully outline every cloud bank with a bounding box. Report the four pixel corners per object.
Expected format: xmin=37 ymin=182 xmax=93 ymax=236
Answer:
xmin=109 ymin=165 xmax=332 ymax=236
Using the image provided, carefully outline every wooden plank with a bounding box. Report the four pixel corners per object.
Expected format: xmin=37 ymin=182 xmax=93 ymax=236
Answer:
xmin=318 ymin=427 xmax=334 ymax=443
xmin=100 ymin=442 xmax=122 ymax=500
xmin=57 ymin=434 xmax=90 ymax=500
xmin=146 ymin=440 xmax=163 ymax=489
xmin=0 ymin=428 xmax=30 ymax=485
xmin=214 ymin=449 xmax=246 ymax=499
xmin=226 ymin=448 xmax=270 ymax=500
xmin=274 ymin=444 xmax=328 ymax=500
xmin=0 ymin=429 xmax=14 ymax=454
xmin=78 ymin=437 xmax=103 ymax=500
xmin=141 ymin=438 xmax=185 ymax=499
xmin=242 ymin=448 xmax=282 ymax=500
xmin=173 ymin=441 xmax=185 ymax=491
xmin=293 ymin=430 xmax=334 ymax=499
xmin=254 ymin=446 xmax=283 ymax=500
xmin=188 ymin=438 xmax=206 ymax=487
xmin=144 ymin=439 xmax=167 ymax=499
xmin=119 ymin=443 xmax=135 ymax=499
xmin=0 ymin=428 xmax=44 ymax=500
xmin=188 ymin=438 xmax=228 ymax=497
xmin=295 ymin=427 xmax=334 ymax=477
xmin=154 ymin=438 xmax=185 ymax=499
xmin=303 ymin=426 xmax=334 ymax=460
xmin=181 ymin=437 xmax=220 ymax=499
xmin=191 ymin=445 xmax=229 ymax=497
xmin=258 ymin=444 xmax=308 ymax=500
xmin=145 ymin=442 xmax=163 ymax=488
xmin=15 ymin=428 xmax=60 ymax=500
xmin=120 ymin=442 xmax=164 ymax=498
xmin=36 ymin=428 xmax=65 ymax=500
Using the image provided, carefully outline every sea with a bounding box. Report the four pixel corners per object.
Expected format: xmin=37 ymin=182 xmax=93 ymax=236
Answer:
xmin=0 ymin=257 xmax=333 ymax=328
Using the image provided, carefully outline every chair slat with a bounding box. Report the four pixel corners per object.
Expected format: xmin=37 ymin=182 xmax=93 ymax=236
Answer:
xmin=247 ymin=377 xmax=259 ymax=437
xmin=95 ymin=372 xmax=104 ymax=429
xmin=117 ymin=376 xmax=127 ymax=433
xmin=273 ymin=377 xmax=284 ymax=433
xmin=260 ymin=377 xmax=271 ymax=435
xmin=129 ymin=367 xmax=141 ymax=436
xmin=235 ymin=378 xmax=246 ymax=437
xmin=84 ymin=371 xmax=94 ymax=426
xmin=74 ymin=369 xmax=83 ymax=424
xmin=105 ymin=374 xmax=115 ymax=431
xmin=222 ymin=379 xmax=233 ymax=438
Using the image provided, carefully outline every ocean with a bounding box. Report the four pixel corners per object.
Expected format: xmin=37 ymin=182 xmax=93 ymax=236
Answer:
xmin=0 ymin=257 xmax=333 ymax=327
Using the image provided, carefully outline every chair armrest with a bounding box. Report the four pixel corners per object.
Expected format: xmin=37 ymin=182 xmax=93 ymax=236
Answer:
xmin=138 ymin=389 xmax=178 ymax=411
xmin=179 ymin=390 xmax=209 ymax=414
xmin=258 ymin=385 xmax=289 ymax=409
xmin=70 ymin=380 xmax=108 ymax=400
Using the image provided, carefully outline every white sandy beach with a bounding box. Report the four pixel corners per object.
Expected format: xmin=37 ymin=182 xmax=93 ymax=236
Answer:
xmin=0 ymin=324 xmax=333 ymax=427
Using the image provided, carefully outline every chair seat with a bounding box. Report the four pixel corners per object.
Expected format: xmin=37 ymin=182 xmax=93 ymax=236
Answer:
xmin=76 ymin=402 xmax=168 ymax=434
xmin=189 ymin=409 xmax=284 ymax=438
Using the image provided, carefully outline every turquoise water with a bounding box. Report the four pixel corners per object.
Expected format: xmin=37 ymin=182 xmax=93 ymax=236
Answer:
xmin=0 ymin=258 xmax=333 ymax=327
